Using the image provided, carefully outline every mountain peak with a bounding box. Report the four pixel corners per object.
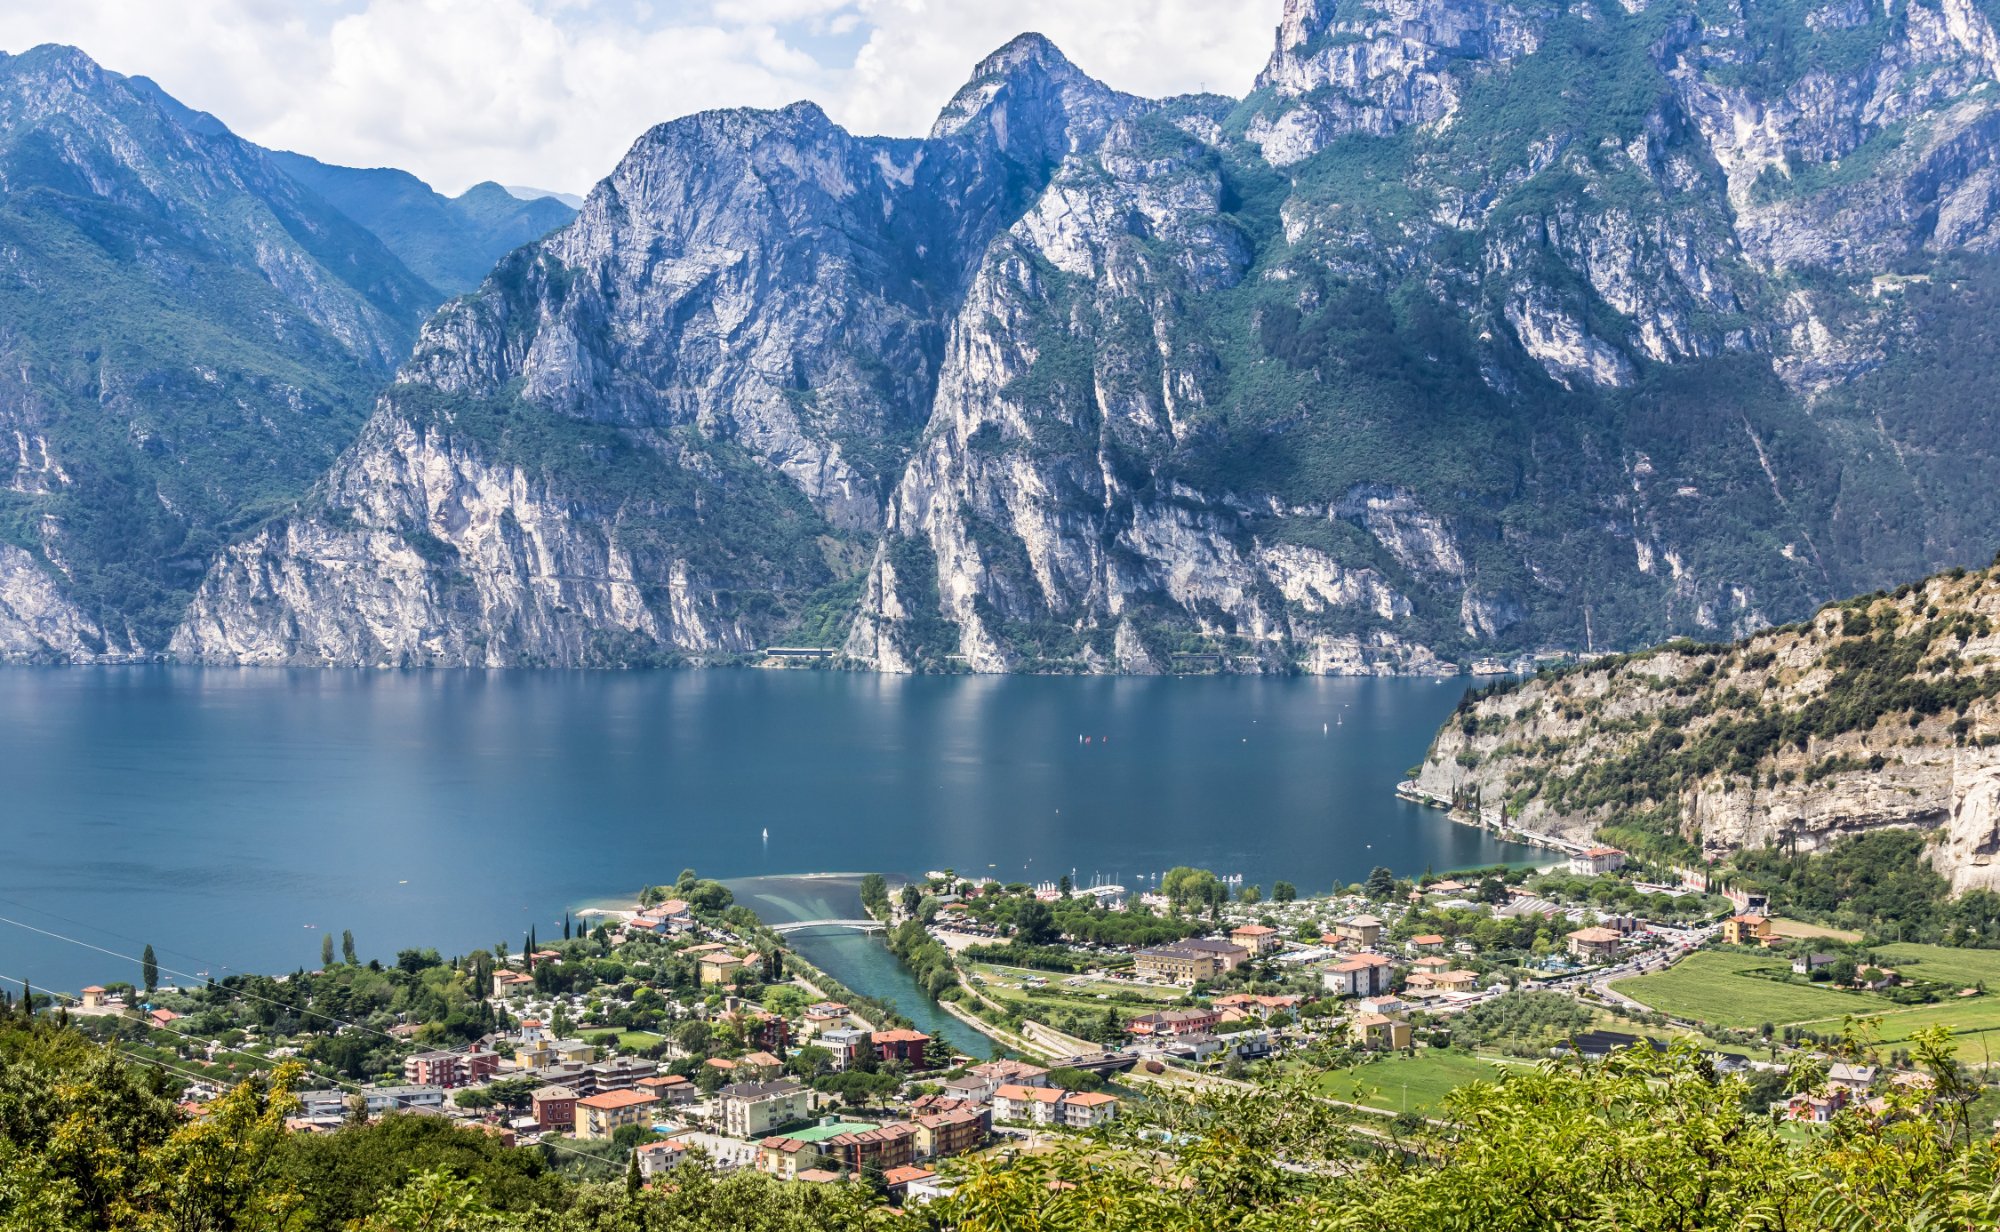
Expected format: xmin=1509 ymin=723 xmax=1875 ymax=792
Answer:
xmin=929 ymin=31 xmax=1125 ymax=146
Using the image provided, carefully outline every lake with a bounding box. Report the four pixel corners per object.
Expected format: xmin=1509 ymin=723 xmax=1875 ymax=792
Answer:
xmin=0 ymin=668 xmax=1538 ymax=1016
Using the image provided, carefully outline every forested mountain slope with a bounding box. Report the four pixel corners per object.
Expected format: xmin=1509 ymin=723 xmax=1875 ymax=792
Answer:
xmin=0 ymin=45 xmax=439 ymax=655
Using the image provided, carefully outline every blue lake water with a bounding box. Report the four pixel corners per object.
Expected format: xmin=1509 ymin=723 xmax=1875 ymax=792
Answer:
xmin=0 ymin=668 xmax=1537 ymax=1022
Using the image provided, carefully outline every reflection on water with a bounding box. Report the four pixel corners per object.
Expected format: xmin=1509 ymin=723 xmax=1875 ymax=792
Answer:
xmin=0 ymin=667 xmax=1538 ymax=993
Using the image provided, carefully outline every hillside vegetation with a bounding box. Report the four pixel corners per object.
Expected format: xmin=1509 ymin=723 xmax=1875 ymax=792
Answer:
xmin=1415 ymin=559 xmax=2000 ymax=892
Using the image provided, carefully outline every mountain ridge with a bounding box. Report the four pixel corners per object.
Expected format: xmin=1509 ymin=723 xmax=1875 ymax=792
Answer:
xmin=18 ymin=1 xmax=2000 ymax=671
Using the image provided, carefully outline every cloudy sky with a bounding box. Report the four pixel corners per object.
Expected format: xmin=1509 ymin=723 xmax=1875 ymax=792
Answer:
xmin=0 ymin=0 xmax=1282 ymax=196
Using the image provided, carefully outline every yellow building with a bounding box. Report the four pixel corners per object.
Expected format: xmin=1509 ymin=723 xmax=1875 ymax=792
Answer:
xmin=576 ymin=1089 xmax=659 ymax=1140
xmin=1721 ymin=915 xmax=1773 ymax=946
xmin=1351 ymin=1014 xmax=1412 ymax=1050
xmin=700 ymin=954 xmax=750 ymax=986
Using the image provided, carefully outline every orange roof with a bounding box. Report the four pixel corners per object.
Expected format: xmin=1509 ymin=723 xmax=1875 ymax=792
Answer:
xmin=795 ymin=1169 xmax=843 ymax=1183
xmin=1411 ymin=934 xmax=1446 ymax=945
xmin=639 ymin=1074 xmax=690 ymax=1088
xmin=81 ymin=985 xmax=106 ymax=993
xmin=1569 ymin=926 xmax=1622 ymax=942
xmin=871 ymin=1029 xmax=930 ymax=1044
xmin=1064 ymin=1092 xmax=1117 ymax=1106
xmin=995 ymin=1084 xmax=1063 ymax=1103
xmin=1353 ymin=1014 xmax=1394 ymax=1027
xmin=1582 ymin=846 xmax=1624 ymax=857
xmin=704 ymin=1058 xmax=737 ymax=1069
xmin=741 ymin=1051 xmax=781 ymax=1067
xmin=578 ymin=1089 xmax=658 ymax=1110
xmin=883 ymin=1166 xmax=935 ymax=1187
xmin=636 ymin=1139 xmax=686 ymax=1154
xmin=1230 ymin=924 xmax=1277 ymax=936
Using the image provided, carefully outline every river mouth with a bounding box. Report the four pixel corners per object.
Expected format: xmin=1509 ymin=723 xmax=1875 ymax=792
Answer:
xmin=723 ymin=873 xmax=997 ymax=1060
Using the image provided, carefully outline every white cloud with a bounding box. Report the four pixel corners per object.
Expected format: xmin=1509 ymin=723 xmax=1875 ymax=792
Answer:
xmin=0 ymin=0 xmax=1280 ymax=195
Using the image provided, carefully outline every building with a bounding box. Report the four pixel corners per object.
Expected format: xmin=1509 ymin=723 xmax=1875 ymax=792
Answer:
xmin=1568 ymin=846 xmax=1628 ymax=876
xmin=817 ymin=1026 xmax=872 ymax=1070
xmin=913 ymin=1105 xmax=990 ymax=1159
xmin=1409 ymin=969 xmax=1478 ymax=994
xmin=1566 ymin=926 xmax=1624 ymax=963
xmin=670 ymin=1130 xmax=758 ymax=1172
xmin=804 ymin=1002 xmax=851 ymax=1035
xmin=735 ymin=1051 xmax=784 ymax=1081
xmin=1059 ymin=1092 xmax=1119 ymax=1128
xmin=1407 ymin=934 xmax=1447 ymax=953
xmin=1721 ymin=914 xmax=1773 ymax=946
xmin=1350 ymin=1014 xmax=1412 ymax=1051
xmin=756 ymin=1120 xmax=882 ymax=1179
xmin=871 ymin=1029 xmax=931 ymax=1068
xmin=699 ymin=953 xmax=751 ymax=986
xmin=1228 ymin=924 xmax=1281 ymax=955
xmin=576 ymin=1089 xmax=659 ymax=1140
xmin=587 ymin=1056 xmax=657 ymax=1093
xmin=531 ymin=1085 xmax=578 ymax=1131
xmin=638 ymin=1074 xmax=696 ymax=1104
xmin=883 ymin=1165 xmax=937 ymax=1201
xmin=492 ymin=971 xmax=535 ymax=998
xmin=820 ymin=1122 xmax=917 ymax=1175
xmin=1792 ymin=952 xmax=1841 ymax=976
xmin=1211 ymin=994 xmax=1300 ymax=1020
xmin=1126 ymin=1008 xmax=1221 ymax=1037
xmin=1132 ymin=939 xmax=1247 ymax=984
xmin=719 ymin=1079 xmax=812 ymax=1140
xmin=992 ymin=1084 xmax=1066 ymax=1125
xmin=362 ymin=1085 xmax=445 ymax=1116
xmin=79 ymin=985 xmax=107 ymax=1010
xmin=1320 ymin=953 xmax=1395 ymax=998
xmin=635 ymin=1138 xmax=689 ymax=1179
xmin=1327 ymin=915 xmax=1384 ymax=947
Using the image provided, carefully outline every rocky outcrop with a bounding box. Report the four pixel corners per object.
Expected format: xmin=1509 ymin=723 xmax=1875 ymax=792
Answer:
xmin=1416 ymin=564 xmax=2000 ymax=893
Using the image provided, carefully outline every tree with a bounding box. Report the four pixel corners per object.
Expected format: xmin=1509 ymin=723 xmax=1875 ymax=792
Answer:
xmin=1014 ymin=900 xmax=1058 ymax=947
xmin=1161 ymin=867 xmax=1222 ymax=911
xmin=321 ymin=933 xmax=335 ymax=968
xmin=1239 ymin=884 xmax=1262 ymax=905
xmin=1273 ymin=881 xmax=1297 ymax=903
xmin=1058 ymin=874 xmax=1072 ymax=899
xmin=342 ymin=930 xmax=357 ymax=965
xmin=1478 ymin=877 xmax=1508 ymax=904
xmin=142 ymin=943 xmax=158 ymax=994
xmin=900 ymin=885 xmax=922 ymax=916
xmin=1364 ymin=866 xmax=1398 ymax=901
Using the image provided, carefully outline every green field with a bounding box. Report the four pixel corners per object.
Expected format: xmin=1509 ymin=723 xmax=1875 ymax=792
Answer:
xmin=1870 ymin=944 xmax=2000 ymax=988
xmin=1612 ymin=951 xmax=1884 ymax=1029
xmin=1312 ymin=1050 xmax=1519 ymax=1115
xmin=965 ymin=963 xmax=1185 ymax=1009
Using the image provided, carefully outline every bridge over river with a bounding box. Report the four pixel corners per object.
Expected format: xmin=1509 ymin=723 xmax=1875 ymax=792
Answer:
xmin=768 ymin=918 xmax=885 ymax=934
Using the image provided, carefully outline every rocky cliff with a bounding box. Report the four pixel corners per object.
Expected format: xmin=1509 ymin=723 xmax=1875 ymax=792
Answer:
xmin=163 ymin=1 xmax=2000 ymax=669
xmin=1415 ymin=562 xmax=2000 ymax=893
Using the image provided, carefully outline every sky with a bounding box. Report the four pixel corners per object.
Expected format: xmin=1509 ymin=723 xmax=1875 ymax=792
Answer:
xmin=0 ymin=0 xmax=1282 ymax=197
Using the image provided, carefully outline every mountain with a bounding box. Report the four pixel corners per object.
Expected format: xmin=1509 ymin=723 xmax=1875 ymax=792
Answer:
xmin=504 ymin=185 xmax=586 ymax=210
xmin=148 ymin=2 xmax=2000 ymax=669
xmin=0 ymin=44 xmax=445 ymax=656
xmin=264 ymin=153 xmax=576 ymax=295
xmin=1413 ymin=558 xmax=2000 ymax=892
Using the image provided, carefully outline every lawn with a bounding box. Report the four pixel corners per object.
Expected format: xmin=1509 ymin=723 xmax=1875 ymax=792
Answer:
xmin=1611 ymin=951 xmax=1887 ymax=1030
xmin=1870 ymin=944 xmax=2000 ymax=989
xmin=1311 ymin=1049 xmax=1518 ymax=1115
xmin=1845 ymin=995 xmax=2000 ymax=1062
xmin=613 ymin=1030 xmax=666 ymax=1052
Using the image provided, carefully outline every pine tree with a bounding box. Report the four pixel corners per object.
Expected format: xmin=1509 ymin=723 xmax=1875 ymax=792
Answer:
xmin=563 ymin=913 xmax=572 ymax=941
xmin=321 ymin=933 xmax=334 ymax=968
xmin=626 ymin=1150 xmax=641 ymax=1197
xmin=142 ymin=944 xmax=158 ymax=994
xmin=342 ymin=930 xmax=356 ymax=965
xmin=20 ymin=981 xmax=31 ymax=1020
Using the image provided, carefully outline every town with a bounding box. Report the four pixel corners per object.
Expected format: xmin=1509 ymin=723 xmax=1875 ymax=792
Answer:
xmin=39 ymin=844 xmax=2000 ymax=1205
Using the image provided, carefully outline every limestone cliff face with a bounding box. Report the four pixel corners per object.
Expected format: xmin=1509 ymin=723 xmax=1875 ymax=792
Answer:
xmin=1416 ymin=565 xmax=2000 ymax=893
xmin=169 ymin=2 xmax=2000 ymax=671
